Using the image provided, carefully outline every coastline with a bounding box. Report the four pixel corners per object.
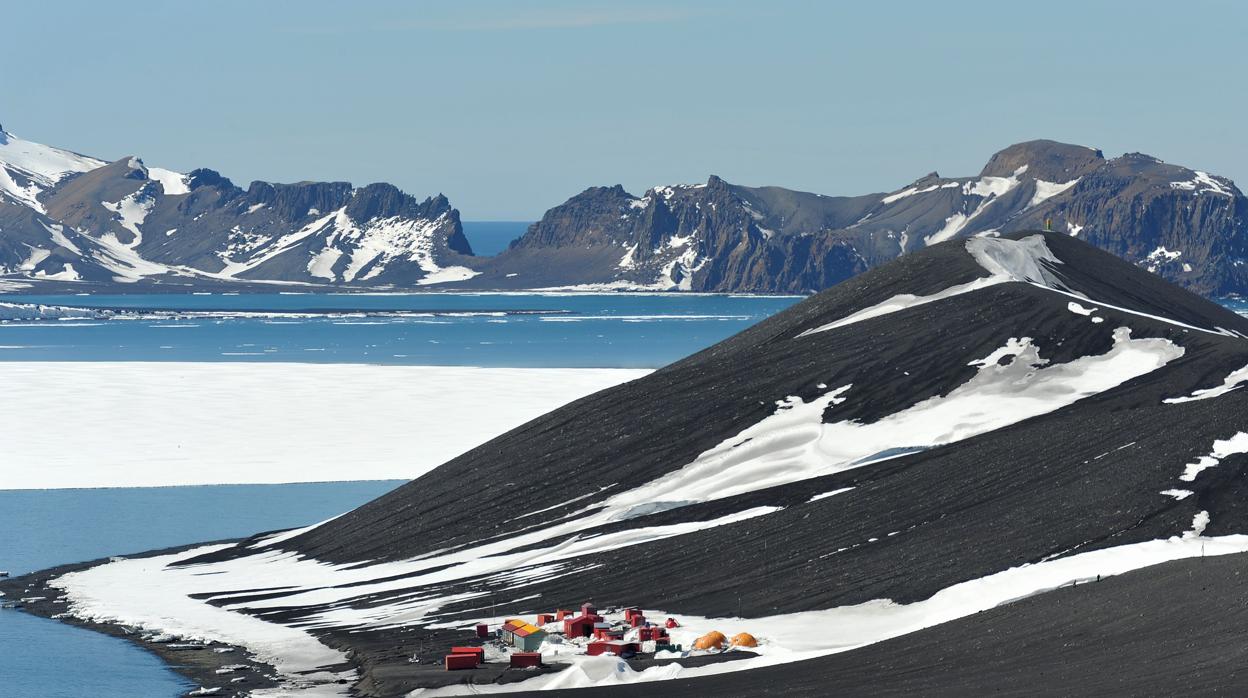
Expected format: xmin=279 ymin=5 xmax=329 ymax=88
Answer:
xmin=2 ymin=542 xmax=758 ymax=698
xmin=0 ymin=540 xmax=288 ymax=698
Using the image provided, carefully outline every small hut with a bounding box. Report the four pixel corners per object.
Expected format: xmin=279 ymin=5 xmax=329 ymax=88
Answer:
xmin=500 ymin=619 xmax=548 ymax=652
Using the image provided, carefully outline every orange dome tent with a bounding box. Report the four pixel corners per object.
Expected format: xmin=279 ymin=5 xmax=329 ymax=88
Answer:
xmin=693 ymin=631 xmax=727 ymax=651
xmin=730 ymin=632 xmax=758 ymax=648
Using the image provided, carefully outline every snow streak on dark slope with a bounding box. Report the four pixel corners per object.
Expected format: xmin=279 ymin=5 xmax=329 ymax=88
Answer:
xmin=61 ymin=230 xmax=1233 ymax=695
xmin=553 ymin=553 xmax=1248 ymax=697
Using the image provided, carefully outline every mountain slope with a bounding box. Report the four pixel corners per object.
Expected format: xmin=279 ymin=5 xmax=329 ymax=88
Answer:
xmin=466 ymin=140 xmax=1247 ymax=295
xmin=1 ymin=128 xmax=1245 ymax=296
xmin=25 ymin=230 xmax=1248 ymax=696
xmin=0 ymin=126 xmax=476 ymax=287
xmin=552 ymin=552 xmax=1248 ymax=697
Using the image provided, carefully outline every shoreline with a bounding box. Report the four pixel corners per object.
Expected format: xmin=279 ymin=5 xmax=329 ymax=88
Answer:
xmin=2 ymin=539 xmax=759 ymax=698
xmin=0 ymin=277 xmax=811 ymax=298
xmin=0 ymin=539 xmax=288 ymax=698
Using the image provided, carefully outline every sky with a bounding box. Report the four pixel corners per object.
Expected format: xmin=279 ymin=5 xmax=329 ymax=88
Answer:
xmin=3 ymin=0 xmax=1244 ymax=219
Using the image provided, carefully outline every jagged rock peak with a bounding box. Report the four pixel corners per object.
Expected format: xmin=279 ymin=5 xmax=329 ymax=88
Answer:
xmin=186 ymin=168 xmax=234 ymax=190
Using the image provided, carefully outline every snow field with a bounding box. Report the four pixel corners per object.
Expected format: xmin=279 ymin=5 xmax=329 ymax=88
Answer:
xmin=0 ymin=362 xmax=649 ymax=489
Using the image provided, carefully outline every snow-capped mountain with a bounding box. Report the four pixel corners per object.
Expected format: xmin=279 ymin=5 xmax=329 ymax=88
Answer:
xmin=14 ymin=231 xmax=1248 ymax=695
xmin=473 ymin=140 xmax=1248 ymax=296
xmin=0 ymin=125 xmax=104 ymax=212
xmin=2 ymin=127 xmax=1245 ymax=297
xmin=0 ymin=126 xmax=475 ymax=287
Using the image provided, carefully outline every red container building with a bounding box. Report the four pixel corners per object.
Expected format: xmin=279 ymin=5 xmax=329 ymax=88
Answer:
xmin=564 ymin=614 xmax=596 ymax=638
xmin=444 ymin=654 xmax=479 ymax=670
xmin=510 ymin=651 xmax=542 ymax=668
xmin=450 ymin=646 xmax=484 ymax=663
xmin=586 ymin=640 xmax=639 ymax=657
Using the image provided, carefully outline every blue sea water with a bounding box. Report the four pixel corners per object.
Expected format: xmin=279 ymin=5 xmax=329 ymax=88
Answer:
xmin=460 ymin=220 xmax=531 ymax=255
xmin=0 ymin=292 xmax=800 ymax=367
xmin=1222 ymin=297 xmax=1247 ymax=316
xmin=0 ymin=482 xmax=405 ymax=697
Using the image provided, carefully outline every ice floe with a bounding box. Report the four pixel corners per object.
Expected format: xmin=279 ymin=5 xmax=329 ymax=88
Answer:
xmin=0 ymin=362 xmax=649 ymax=489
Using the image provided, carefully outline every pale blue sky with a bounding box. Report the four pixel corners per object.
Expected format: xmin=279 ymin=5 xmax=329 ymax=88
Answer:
xmin=4 ymin=1 xmax=1243 ymax=218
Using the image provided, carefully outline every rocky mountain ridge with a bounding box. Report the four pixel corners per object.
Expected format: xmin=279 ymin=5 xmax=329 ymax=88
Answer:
xmin=0 ymin=127 xmax=1244 ymax=296
xmin=470 ymin=139 xmax=1246 ymax=295
xmin=0 ymin=127 xmax=475 ymax=287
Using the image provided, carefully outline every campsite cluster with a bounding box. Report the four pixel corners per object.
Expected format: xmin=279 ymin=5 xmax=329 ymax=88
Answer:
xmin=440 ymin=602 xmax=759 ymax=672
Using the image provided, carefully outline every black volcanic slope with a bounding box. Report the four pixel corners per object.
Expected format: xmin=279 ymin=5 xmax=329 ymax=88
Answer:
xmin=542 ymin=552 xmax=1248 ymax=697
xmin=72 ymin=230 xmax=1248 ymax=695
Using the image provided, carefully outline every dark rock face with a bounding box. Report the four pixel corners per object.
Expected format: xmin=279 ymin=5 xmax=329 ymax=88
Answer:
xmin=979 ymin=139 xmax=1105 ymax=181
xmin=1006 ymin=154 xmax=1248 ymax=296
xmin=473 ymin=177 xmax=880 ymax=291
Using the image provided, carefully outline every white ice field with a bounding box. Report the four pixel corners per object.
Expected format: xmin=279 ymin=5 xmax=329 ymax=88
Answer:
xmin=0 ymin=362 xmax=650 ymax=489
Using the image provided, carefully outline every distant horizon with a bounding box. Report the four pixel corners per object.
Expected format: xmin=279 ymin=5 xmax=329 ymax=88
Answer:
xmin=6 ymin=1 xmax=1244 ymax=218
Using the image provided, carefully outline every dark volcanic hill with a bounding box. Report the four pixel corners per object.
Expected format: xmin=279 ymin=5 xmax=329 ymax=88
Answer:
xmin=17 ymin=230 xmax=1248 ymax=696
xmin=2 ymin=127 xmax=1245 ymax=297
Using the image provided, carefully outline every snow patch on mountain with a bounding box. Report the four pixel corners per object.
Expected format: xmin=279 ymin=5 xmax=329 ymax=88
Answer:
xmin=146 ymin=166 xmax=190 ymax=196
xmin=34 ymin=263 xmax=81 ymax=281
xmin=615 ymin=328 xmax=1181 ymax=509
xmin=924 ymin=168 xmax=1027 ymax=246
xmin=618 ymin=243 xmax=639 ymax=270
xmin=880 ymin=181 xmax=959 ymax=205
xmin=306 ymin=247 xmax=343 ymax=280
xmin=0 ymin=129 xmax=104 ymax=211
xmin=90 ymin=230 xmax=181 ymax=282
xmin=1027 ymin=178 xmax=1079 ymax=209
xmin=800 ymin=234 xmax=1065 ymax=335
xmin=101 ymin=188 xmax=155 ymax=243
xmin=1164 ymin=363 xmax=1248 ymax=403
xmin=964 ymin=166 xmax=1026 ymax=198
xmin=1177 ymin=433 xmax=1248 ymax=482
xmin=215 ymin=210 xmax=338 ymax=278
xmin=1145 ymin=246 xmax=1183 ymax=273
xmin=1170 ymin=171 xmax=1233 ymax=197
